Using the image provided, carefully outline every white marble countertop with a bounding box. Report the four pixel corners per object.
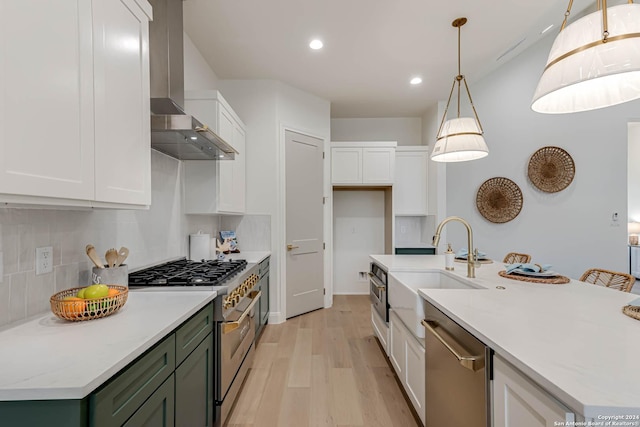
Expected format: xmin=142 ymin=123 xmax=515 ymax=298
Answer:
xmin=370 ymin=254 xmax=640 ymax=419
xmin=0 ymin=290 xmax=217 ymax=401
xmin=223 ymin=250 xmax=270 ymax=264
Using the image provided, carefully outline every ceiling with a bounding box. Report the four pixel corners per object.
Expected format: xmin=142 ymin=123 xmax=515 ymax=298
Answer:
xmin=183 ymin=0 xmax=593 ymax=118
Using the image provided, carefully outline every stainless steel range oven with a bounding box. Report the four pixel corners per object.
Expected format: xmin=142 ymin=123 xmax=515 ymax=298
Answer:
xmin=129 ymin=257 xmax=260 ymax=427
xmin=369 ymin=262 xmax=388 ymax=322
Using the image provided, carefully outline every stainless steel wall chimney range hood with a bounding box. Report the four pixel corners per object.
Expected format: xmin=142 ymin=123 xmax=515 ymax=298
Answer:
xmin=149 ymin=0 xmax=237 ymax=160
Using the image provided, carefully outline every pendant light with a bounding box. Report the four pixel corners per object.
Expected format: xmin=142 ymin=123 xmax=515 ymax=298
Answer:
xmin=431 ymin=17 xmax=489 ymax=163
xmin=532 ymin=0 xmax=640 ymax=114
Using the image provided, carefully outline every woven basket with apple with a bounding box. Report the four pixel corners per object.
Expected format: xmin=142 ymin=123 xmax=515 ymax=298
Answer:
xmin=50 ymin=284 xmax=128 ymax=321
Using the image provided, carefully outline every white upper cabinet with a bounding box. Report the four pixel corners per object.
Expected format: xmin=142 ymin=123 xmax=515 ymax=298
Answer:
xmin=93 ymin=0 xmax=151 ymax=205
xmin=0 ymin=0 xmax=152 ymax=207
xmin=184 ymin=90 xmax=246 ymax=214
xmin=0 ymin=0 xmax=95 ymax=202
xmin=331 ymin=142 xmax=396 ymax=186
xmin=493 ymin=356 xmax=576 ymax=427
xmin=394 ymin=147 xmax=429 ymax=215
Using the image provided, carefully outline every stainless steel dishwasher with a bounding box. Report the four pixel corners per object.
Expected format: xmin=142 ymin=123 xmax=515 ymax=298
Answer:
xmin=421 ymin=301 xmax=491 ymax=427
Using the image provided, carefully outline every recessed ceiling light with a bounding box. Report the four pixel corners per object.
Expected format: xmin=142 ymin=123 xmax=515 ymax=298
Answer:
xmin=219 ymin=154 xmax=225 ymax=158
xmin=190 ymin=136 xmax=197 ymax=140
xmin=309 ymin=39 xmax=323 ymax=50
xmin=541 ymin=24 xmax=554 ymax=35
xmin=410 ymin=77 xmax=423 ymax=85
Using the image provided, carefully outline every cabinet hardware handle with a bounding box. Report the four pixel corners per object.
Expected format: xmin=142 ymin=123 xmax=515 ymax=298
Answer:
xmin=287 ymin=244 xmax=299 ymax=251
xmin=421 ymin=319 xmax=484 ymax=372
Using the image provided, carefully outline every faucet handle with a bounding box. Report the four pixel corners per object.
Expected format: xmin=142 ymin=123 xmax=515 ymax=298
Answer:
xmin=473 ymin=248 xmax=482 ymax=268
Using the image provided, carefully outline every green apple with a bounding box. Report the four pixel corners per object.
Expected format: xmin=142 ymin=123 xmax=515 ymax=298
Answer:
xmin=76 ymin=288 xmax=86 ymax=299
xmin=84 ymin=284 xmax=109 ymax=299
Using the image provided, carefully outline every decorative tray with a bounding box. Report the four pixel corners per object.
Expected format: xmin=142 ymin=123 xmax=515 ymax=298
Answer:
xmin=498 ymin=270 xmax=570 ymax=284
xmin=50 ymin=285 xmax=128 ymax=321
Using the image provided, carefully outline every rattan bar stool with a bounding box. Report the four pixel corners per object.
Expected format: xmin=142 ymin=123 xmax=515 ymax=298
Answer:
xmin=503 ymin=252 xmax=531 ymax=264
xmin=579 ymin=268 xmax=635 ymax=293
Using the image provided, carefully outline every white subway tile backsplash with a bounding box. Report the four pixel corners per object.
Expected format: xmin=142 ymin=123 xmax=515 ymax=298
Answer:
xmin=26 ymin=271 xmax=54 ymax=317
xmin=0 ymin=279 xmax=10 ymax=325
xmin=2 ymin=226 xmax=18 ymax=275
xmin=54 ymin=263 xmax=81 ymax=293
xmin=9 ymin=273 xmax=26 ymax=322
xmin=18 ymin=224 xmax=35 ymax=272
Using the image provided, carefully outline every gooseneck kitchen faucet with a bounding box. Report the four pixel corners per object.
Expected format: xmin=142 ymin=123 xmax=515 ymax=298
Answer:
xmin=433 ymin=216 xmax=478 ymax=278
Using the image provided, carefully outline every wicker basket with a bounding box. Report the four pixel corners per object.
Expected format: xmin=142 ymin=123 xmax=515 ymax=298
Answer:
xmin=528 ymin=146 xmax=575 ymax=193
xmin=622 ymin=305 xmax=640 ymax=321
xmin=50 ymin=285 xmax=128 ymax=321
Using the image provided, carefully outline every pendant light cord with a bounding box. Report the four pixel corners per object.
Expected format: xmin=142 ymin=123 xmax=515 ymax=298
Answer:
xmin=457 ymin=24 xmax=462 ymax=118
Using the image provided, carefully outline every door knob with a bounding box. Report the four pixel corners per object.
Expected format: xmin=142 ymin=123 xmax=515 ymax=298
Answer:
xmin=287 ymin=244 xmax=299 ymax=251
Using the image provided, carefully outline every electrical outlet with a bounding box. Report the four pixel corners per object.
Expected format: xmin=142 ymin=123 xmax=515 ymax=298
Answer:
xmin=36 ymin=246 xmax=53 ymax=275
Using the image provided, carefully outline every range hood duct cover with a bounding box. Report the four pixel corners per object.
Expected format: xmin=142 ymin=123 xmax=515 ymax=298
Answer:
xmin=148 ymin=0 xmax=236 ymax=160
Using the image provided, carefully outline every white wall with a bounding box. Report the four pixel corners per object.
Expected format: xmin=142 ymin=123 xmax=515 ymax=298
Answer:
xmin=333 ymin=190 xmax=385 ymax=294
xmin=444 ymin=33 xmax=640 ymax=279
xmin=628 ymin=123 xmax=640 ymax=221
xmin=331 ymin=118 xmax=422 ymax=146
xmin=183 ymin=32 xmax=219 ymax=91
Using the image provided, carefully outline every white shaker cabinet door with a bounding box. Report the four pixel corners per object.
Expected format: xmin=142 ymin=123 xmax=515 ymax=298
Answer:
xmin=394 ymin=148 xmax=428 ymax=215
xmin=362 ymin=147 xmax=394 ymax=185
xmin=493 ymin=356 xmax=575 ymax=427
xmin=331 ymin=147 xmax=362 ymax=184
xmin=93 ymin=0 xmax=151 ymax=205
xmin=217 ymin=105 xmax=236 ymax=213
xmin=0 ymin=0 xmax=95 ymax=200
xmin=231 ymin=125 xmax=246 ymax=213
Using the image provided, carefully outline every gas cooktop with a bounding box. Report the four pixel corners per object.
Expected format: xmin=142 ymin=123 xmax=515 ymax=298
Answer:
xmin=128 ymin=258 xmax=247 ymax=287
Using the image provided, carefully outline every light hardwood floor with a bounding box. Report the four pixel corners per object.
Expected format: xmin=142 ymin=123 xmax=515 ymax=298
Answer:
xmin=226 ymin=295 xmax=421 ymax=427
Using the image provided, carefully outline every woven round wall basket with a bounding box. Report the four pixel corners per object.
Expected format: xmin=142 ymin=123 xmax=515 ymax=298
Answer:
xmin=476 ymin=177 xmax=523 ymax=223
xmin=528 ymin=146 xmax=575 ymax=193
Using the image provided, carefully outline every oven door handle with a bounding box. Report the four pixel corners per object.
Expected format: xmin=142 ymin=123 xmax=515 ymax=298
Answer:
xmin=222 ymin=290 xmax=262 ymax=335
xmin=369 ymin=274 xmax=386 ymax=291
xmin=421 ymin=319 xmax=484 ymax=372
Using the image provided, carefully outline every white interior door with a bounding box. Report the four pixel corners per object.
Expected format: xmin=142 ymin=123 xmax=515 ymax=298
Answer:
xmin=285 ymin=130 xmax=324 ymax=318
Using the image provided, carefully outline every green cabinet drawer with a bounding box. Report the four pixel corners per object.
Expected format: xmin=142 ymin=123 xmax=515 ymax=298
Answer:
xmin=175 ymin=303 xmax=213 ymax=366
xmin=123 ymin=375 xmax=175 ymax=427
xmin=175 ymin=333 xmax=214 ymax=427
xmin=91 ymin=335 xmax=176 ymax=427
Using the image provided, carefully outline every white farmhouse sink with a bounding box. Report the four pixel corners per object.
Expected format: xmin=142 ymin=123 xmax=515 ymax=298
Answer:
xmin=388 ymin=270 xmax=485 ymax=339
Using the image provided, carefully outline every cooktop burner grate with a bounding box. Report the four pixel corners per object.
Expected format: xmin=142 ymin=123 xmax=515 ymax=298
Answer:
xmin=128 ymin=258 xmax=247 ymax=287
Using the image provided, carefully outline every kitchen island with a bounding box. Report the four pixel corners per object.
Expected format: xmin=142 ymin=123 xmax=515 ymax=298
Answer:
xmin=371 ymin=254 xmax=640 ymax=422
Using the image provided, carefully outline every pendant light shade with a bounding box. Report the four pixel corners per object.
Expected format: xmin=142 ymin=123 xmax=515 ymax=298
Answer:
xmin=431 ymin=17 xmax=489 ymax=163
xmin=432 ymin=118 xmax=489 ymax=162
xmin=532 ymin=2 xmax=640 ymax=114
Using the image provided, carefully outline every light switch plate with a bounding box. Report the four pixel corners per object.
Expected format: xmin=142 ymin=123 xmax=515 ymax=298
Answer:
xmin=36 ymin=246 xmax=53 ymax=275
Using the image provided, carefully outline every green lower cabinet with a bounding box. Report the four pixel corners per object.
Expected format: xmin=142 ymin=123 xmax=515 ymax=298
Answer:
xmin=175 ymin=333 xmax=214 ymax=427
xmin=0 ymin=302 xmax=215 ymax=427
xmin=91 ymin=335 xmax=176 ymax=427
xmin=123 ymin=375 xmax=175 ymax=427
xmin=0 ymin=398 xmax=88 ymax=427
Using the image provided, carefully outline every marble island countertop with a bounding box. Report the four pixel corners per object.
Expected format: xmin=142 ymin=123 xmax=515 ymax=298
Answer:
xmin=370 ymin=254 xmax=640 ymax=419
xmin=0 ymin=290 xmax=217 ymax=401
